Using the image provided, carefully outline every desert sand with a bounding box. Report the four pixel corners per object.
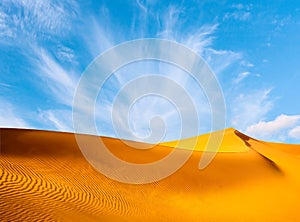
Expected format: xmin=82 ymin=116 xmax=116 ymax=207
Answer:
xmin=1 ymin=128 xmax=300 ymax=221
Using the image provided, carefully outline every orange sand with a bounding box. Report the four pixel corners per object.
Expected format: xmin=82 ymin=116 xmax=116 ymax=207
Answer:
xmin=1 ymin=128 xmax=300 ymax=221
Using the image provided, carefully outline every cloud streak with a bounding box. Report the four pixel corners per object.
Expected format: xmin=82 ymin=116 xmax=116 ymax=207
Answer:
xmin=233 ymin=71 xmax=250 ymax=84
xmin=34 ymin=48 xmax=78 ymax=106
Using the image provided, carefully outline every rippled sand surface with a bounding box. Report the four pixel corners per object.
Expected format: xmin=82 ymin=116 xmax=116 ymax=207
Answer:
xmin=1 ymin=128 xmax=300 ymax=221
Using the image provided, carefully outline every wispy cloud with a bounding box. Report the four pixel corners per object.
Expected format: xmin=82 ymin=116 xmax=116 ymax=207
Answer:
xmin=205 ymin=49 xmax=242 ymax=75
xmin=0 ymin=10 xmax=14 ymax=39
xmin=246 ymin=114 xmax=300 ymax=141
xmin=157 ymin=6 xmax=217 ymax=56
xmin=224 ymin=11 xmax=251 ymax=21
xmin=0 ymin=0 xmax=83 ymax=132
xmin=33 ymin=48 xmax=78 ymax=106
xmin=240 ymin=61 xmax=254 ymax=67
xmin=136 ymin=0 xmax=147 ymax=13
xmin=0 ymin=0 xmax=80 ymax=132
xmin=230 ymin=89 xmax=274 ymax=130
xmin=82 ymin=15 xmax=117 ymax=57
xmin=156 ymin=5 xmax=243 ymax=77
xmin=0 ymin=0 xmax=78 ymax=43
xmin=233 ymin=71 xmax=250 ymax=84
xmin=38 ymin=109 xmax=73 ymax=132
xmin=231 ymin=4 xmax=253 ymax=10
xmin=0 ymin=98 xmax=28 ymax=128
xmin=224 ymin=3 xmax=252 ymax=21
xmin=56 ymin=45 xmax=76 ymax=63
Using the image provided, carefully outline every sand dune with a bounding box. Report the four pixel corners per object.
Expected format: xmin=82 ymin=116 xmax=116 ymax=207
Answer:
xmin=1 ymin=128 xmax=300 ymax=221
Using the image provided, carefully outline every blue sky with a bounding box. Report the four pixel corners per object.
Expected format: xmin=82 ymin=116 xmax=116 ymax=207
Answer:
xmin=0 ymin=0 xmax=299 ymax=143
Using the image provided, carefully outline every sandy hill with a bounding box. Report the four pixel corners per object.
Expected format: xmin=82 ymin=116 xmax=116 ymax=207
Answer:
xmin=161 ymin=128 xmax=251 ymax=152
xmin=0 ymin=128 xmax=300 ymax=221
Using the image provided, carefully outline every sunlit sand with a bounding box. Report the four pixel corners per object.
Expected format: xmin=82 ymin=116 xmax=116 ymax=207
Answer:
xmin=1 ymin=128 xmax=300 ymax=221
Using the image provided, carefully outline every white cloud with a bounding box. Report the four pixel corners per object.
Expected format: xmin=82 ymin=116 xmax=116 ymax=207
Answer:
xmin=233 ymin=71 xmax=250 ymax=84
xmin=289 ymin=126 xmax=300 ymax=139
xmin=56 ymin=45 xmax=76 ymax=63
xmin=246 ymin=114 xmax=300 ymax=141
xmin=0 ymin=99 xmax=28 ymax=128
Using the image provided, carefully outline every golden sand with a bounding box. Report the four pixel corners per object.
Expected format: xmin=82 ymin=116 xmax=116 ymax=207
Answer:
xmin=1 ymin=128 xmax=300 ymax=221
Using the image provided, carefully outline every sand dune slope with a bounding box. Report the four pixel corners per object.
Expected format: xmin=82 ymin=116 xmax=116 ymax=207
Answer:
xmin=1 ymin=128 xmax=300 ymax=221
